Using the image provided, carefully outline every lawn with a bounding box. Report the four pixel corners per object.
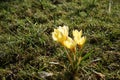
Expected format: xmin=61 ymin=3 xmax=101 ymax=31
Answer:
xmin=0 ymin=0 xmax=120 ymax=80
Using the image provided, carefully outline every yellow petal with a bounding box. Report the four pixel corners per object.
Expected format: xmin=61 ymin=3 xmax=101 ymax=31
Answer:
xmin=58 ymin=25 xmax=69 ymax=37
xmin=73 ymin=30 xmax=82 ymax=43
xmin=63 ymin=37 xmax=76 ymax=52
xmin=52 ymin=26 xmax=69 ymax=43
xmin=52 ymin=29 xmax=61 ymax=41
xmin=72 ymin=29 xmax=86 ymax=48
xmin=78 ymin=36 xmax=86 ymax=48
xmin=73 ymin=30 xmax=82 ymax=38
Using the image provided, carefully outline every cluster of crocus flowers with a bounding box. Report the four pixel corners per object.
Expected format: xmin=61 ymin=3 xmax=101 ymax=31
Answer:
xmin=52 ymin=25 xmax=86 ymax=52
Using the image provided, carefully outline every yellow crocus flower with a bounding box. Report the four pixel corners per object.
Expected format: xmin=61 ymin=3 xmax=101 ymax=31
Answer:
xmin=73 ymin=30 xmax=82 ymax=43
xmin=52 ymin=25 xmax=69 ymax=44
xmin=52 ymin=29 xmax=63 ymax=42
xmin=73 ymin=30 xmax=86 ymax=48
xmin=57 ymin=25 xmax=68 ymax=37
xmin=77 ymin=36 xmax=86 ymax=48
xmin=63 ymin=37 xmax=76 ymax=52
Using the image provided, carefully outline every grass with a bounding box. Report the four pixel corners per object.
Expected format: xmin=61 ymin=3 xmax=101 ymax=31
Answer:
xmin=0 ymin=0 xmax=120 ymax=80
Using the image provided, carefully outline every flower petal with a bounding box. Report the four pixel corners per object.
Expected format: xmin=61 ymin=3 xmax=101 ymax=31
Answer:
xmin=52 ymin=26 xmax=69 ymax=43
xmin=63 ymin=37 xmax=76 ymax=52
xmin=73 ymin=29 xmax=86 ymax=48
